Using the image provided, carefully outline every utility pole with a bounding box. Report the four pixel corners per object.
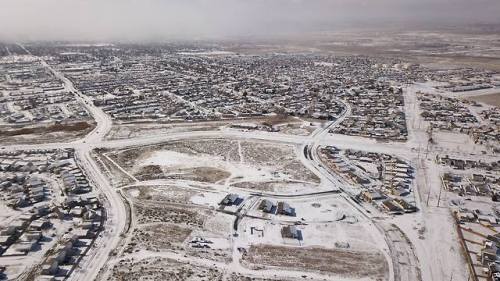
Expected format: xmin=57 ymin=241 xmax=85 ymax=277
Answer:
xmin=423 ymin=159 xmax=431 ymax=207
xmin=437 ymin=178 xmax=443 ymax=207
xmin=425 ymin=126 xmax=432 ymax=158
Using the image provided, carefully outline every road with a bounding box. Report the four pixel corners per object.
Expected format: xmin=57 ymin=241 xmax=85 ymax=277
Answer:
xmin=41 ymin=60 xmax=112 ymax=144
xmin=69 ymin=149 xmax=127 ymax=281
xmin=378 ymin=222 xmax=422 ymax=281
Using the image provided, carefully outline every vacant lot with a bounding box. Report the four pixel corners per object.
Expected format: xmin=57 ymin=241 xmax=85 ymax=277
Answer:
xmin=229 ymin=274 xmax=290 ymax=281
xmin=467 ymin=92 xmax=500 ymax=107
xmin=110 ymin=257 xmax=223 ymax=281
xmin=126 ymin=185 xmax=197 ymax=204
xmin=108 ymin=138 xmax=320 ymax=191
xmin=109 ymin=139 xmax=239 ymax=169
xmin=242 ymin=244 xmax=388 ymax=280
xmin=0 ymin=121 xmax=94 ymax=136
xmin=0 ymin=121 xmax=95 ymax=144
xmin=134 ymin=202 xmax=207 ymax=226
xmin=106 ymin=122 xmax=224 ymax=140
xmin=126 ymin=223 xmax=192 ymax=253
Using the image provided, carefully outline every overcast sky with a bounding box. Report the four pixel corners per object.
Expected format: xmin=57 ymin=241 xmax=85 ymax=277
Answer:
xmin=1 ymin=0 xmax=499 ymax=41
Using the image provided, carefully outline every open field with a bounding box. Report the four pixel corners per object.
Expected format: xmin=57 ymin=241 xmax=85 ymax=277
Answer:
xmin=105 ymin=138 xmax=320 ymax=192
xmin=120 ymin=182 xmax=235 ymax=265
xmin=133 ymin=202 xmax=208 ymax=225
xmin=106 ymin=116 xmax=317 ymax=140
xmin=242 ymin=244 xmax=388 ymax=279
xmin=228 ymin=274 xmax=291 ymax=281
xmin=126 ymin=223 xmax=192 ymax=252
xmin=106 ymin=122 xmax=225 ymax=140
xmin=0 ymin=121 xmax=95 ymax=144
xmin=105 ymin=139 xmax=390 ymax=281
xmin=109 ymin=257 xmax=224 ymax=281
xmin=126 ymin=185 xmax=197 ymax=204
xmin=466 ymin=92 xmax=500 ymax=107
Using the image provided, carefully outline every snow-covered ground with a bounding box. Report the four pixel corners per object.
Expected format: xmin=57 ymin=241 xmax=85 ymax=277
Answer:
xmin=3 ymin=47 xmax=498 ymax=281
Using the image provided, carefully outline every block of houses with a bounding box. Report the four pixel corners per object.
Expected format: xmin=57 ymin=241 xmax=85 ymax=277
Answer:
xmin=362 ymin=190 xmax=386 ymax=202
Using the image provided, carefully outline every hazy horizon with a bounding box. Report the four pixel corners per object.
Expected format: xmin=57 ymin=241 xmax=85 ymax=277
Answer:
xmin=1 ymin=0 xmax=500 ymax=42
